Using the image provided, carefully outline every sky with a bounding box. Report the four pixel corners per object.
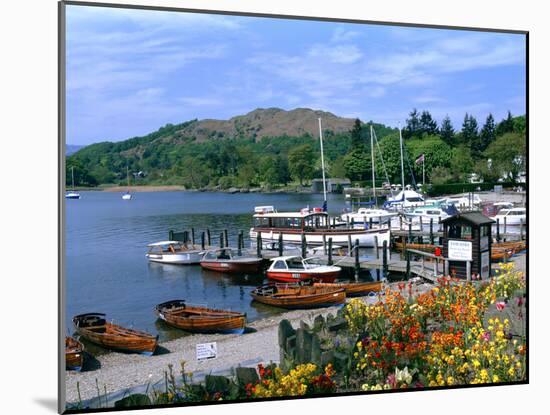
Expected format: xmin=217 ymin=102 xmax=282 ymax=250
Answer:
xmin=66 ymin=5 xmax=526 ymax=145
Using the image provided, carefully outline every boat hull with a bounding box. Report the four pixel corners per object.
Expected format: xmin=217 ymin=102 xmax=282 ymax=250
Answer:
xmin=267 ymin=270 xmax=339 ymax=283
xmin=200 ymin=260 xmax=263 ymax=274
xmin=250 ymin=228 xmax=390 ymax=248
xmin=65 ymin=337 xmax=84 ymax=371
xmin=313 ymin=281 xmax=383 ymax=297
xmin=251 ymin=285 xmax=346 ymax=309
xmin=147 ymin=251 xmax=204 ymax=265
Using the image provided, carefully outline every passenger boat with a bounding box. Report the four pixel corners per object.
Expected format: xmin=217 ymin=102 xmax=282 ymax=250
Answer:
xmin=266 ymin=256 xmax=341 ymax=283
xmin=250 ymin=283 xmax=346 ymax=309
xmin=340 ymin=208 xmax=397 ymax=227
xmin=73 ymin=313 xmax=158 ymax=355
xmin=200 ymin=248 xmax=264 ymax=274
xmin=491 ymin=207 xmax=526 ymax=225
xmin=65 ymin=336 xmax=84 ymax=371
xmin=146 ymin=241 xmax=205 ymax=265
xmin=155 ymin=300 xmax=246 ymax=334
xmin=250 ymin=206 xmax=390 ymax=248
xmin=313 ymin=280 xmax=383 ymax=297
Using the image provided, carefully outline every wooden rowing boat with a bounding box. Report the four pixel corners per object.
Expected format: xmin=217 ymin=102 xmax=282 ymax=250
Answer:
xmin=491 ymin=248 xmax=515 ymax=262
xmin=65 ymin=336 xmax=84 ymax=371
xmin=493 ymin=241 xmax=526 ymax=252
xmin=393 ymin=241 xmax=437 ymax=252
xmin=250 ymin=284 xmax=346 ymax=309
xmin=155 ymin=300 xmax=246 ymax=334
xmin=73 ymin=313 xmax=158 ymax=355
xmin=313 ymin=280 xmax=383 ymax=297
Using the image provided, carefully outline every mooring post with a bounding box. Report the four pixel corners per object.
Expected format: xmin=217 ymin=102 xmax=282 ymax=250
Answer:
xmin=354 ymin=239 xmax=360 ymax=281
xmin=346 ymin=216 xmax=350 ymax=229
xmin=347 ymin=235 xmax=352 ymax=256
xmin=369 ymin=217 xmax=373 ymax=229
xmin=219 ymin=232 xmax=224 ymax=248
xmin=496 ymin=219 xmax=501 ymax=243
xmin=301 ymin=233 xmax=307 ymax=258
xmin=382 ymin=240 xmax=388 ymax=279
xmin=445 ymin=259 xmax=449 ymax=276
xmin=201 ymin=232 xmax=205 ymax=250
xmin=256 ymin=233 xmax=262 ymax=258
xmin=332 ymin=216 xmax=336 ymax=228
xmin=191 ymin=228 xmax=195 ymax=247
xmin=278 ymin=232 xmax=283 ymax=256
xmin=322 ymin=234 xmax=327 ymax=255
xmin=169 ymin=230 xmax=174 ymax=241
xmin=466 ymin=260 xmax=471 ymax=282
xmin=376 ymin=269 xmax=380 ymax=281
xmin=405 ymin=251 xmax=410 ymax=280
xmin=419 ymin=216 xmax=423 ymax=231
xmin=429 ymin=218 xmax=434 ymax=245
xmin=206 ymin=229 xmax=211 ymax=247
xmin=239 ymin=230 xmax=244 ymax=249
xmin=408 ymin=223 xmax=412 ymax=243
xmin=399 ymin=215 xmax=403 ymax=230
xmin=351 ymin=218 xmax=355 ymax=228
xmin=504 ymin=217 xmax=507 ymax=237
xmin=224 ymin=229 xmax=229 ymax=248
xmin=374 ymin=236 xmax=379 ymax=259
xmin=520 ymin=219 xmax=524 ymax=240
xmin=237 ymin=233 xmax=242 ymax=256
xmin=328 ymin=238 xmax=333 ymax=265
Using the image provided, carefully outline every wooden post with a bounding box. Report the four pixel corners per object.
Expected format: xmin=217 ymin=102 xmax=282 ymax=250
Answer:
xmin=429 ymin=218 xmax=434 ymax=245
xmin=322 ymin=234 xmax=327 ymax=255
xmin=332 ymin=216 xmax=336 ymax=228
xmin=466 ymin=260 xmax=471 ymax=282
xmin=219 ymin=232 xmax=224 ymax=248
xmin=419 ymin=216 xmax=423 ymax=231
xmin=382 ymin=240 xmax=388 ymax=279
xmin=182 ymin=231 xmax=188 ymax=243
xmin=224 ymin=229 xmax=229 ymax=248
xmin=328 ymin=238 xmax=333 ymax=266
xmin=278 ymin=232 xmax=283 ymax=256
xmin=405 ymin=251 xmax=410 ymax=280
xmin=201 ymin=232 xmax=205 ymax=250
xmin=206 ymin=229 xmax=211 ymax=247
xmin=191 ymin=228 xmax=195 ymax=247
xmin=408 ymin=223 xmax=412 ymax=243
xmin=301 ymin=233 xmax=307 ymax=258
xmin=520 ymin=219 xmax=524 ymax=240
xmin=239 ymin=230 xmax=244 ymax=249
xmin=496 ymin=219 xmax=501 ymax=243
xmin=169 ymin=230 xmax=174 ymax=241
xmin=445 ymin=259 xmax=449 ymax=276
xmin=351 ymin=217 xmax=355 ymax=228
xmin=237 ymin=233 xmax=242 ymax=256
xmin=354 ymin=239 xmax=360 ymax=281
xmin=399 ymin=215 xmax=403 ymax=230
xmin=369 ymin=217 xmax=373 ymax=229
xmin=504 ymin=217 xmax=507 ymax=236
xmin=346 ymin=216 xmax=350 ymax=229
xmin=256 ymin=233 xmax=262 ymax=258
xmin=374 ymin=236 xmax=379 ymax=259
xmin=347 ymin=235 xmax=352 ymax=256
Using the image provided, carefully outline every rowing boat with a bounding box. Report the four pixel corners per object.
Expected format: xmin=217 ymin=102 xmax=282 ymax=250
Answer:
xmin=155 ymin=300 xmax=246 ymax=334
xmin=73 ymin=313 xmax=158 ymax=355
xmin=313 ymin=280 xmax=383 ymax=297
xmin=250 ymin=284 xmax=346 ymax=309
xmin=65 ymin=336 xmax=84 ymax=371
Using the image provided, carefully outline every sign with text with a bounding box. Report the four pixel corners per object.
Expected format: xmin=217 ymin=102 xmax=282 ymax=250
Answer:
xmin=448 ymin=240 xmax=473 ymax=261
xmin=196 ymin=342 xmax=217 ymax=361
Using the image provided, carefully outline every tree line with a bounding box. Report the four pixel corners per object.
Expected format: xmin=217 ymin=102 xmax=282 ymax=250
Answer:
xmin=66 ymin=110 xmax=526 ymax=189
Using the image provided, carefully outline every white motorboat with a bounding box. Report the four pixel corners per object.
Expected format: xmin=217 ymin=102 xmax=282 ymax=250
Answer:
xmin=266 ymin=256 xmax=341 ymax=283
xmin=444 ymin=194 xmax=482 ymax=209
xmin=383 ymin=189 xmax=425 ymax=210
xmin=250 ymin=206 xmax=390 ymax=248
xmin=404 ymin=205 xmax=454 ymax=222
xmin=146 ymin=241 xmax=205 ymax=265
xmin=122 ymin=192 xmax=132 ymax=200
xmin=490 ymin=207 xmax=526 ymax=225
xmin=65 ymin=166 xmax=81 ymax=199
xmin=341 ymin=208 xmax=397 ymax=226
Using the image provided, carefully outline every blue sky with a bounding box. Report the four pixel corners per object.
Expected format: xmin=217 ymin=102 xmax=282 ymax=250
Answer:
xmin=66 ymin=5 xmax=526 ymax=145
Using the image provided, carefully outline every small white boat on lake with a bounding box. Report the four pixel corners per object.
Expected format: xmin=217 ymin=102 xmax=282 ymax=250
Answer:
xmin=66 ymin=166 xmax=81 ymax=199
xmin=122 ymin=166 xmax=132 ymax=200
xmin=146 ymin=241 xmax=205 ymax=265
xmin=490 ymin=207 xmax=526 ymax=225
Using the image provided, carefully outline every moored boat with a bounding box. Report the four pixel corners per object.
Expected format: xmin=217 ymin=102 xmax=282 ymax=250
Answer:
xmin=313 ymin=280 xmax=383 ymax=297
xmin=65 ymin=166 xmax=81 ymax=199
xmin=266 ymin=256 xmax=341 ymax=283
xmin=65 ymin=336 xmax=84 ymax=371
xmin=146 ymin=241 xmax=205 ymax=265
xmin=155 ymin=300 xmax=246 ymax=334
xmin=341 ymin=208 xmax=397 ymax=227
xmin=200 ymin=248 xmax=264 ymax=274
xmin=250 ymin=206 xmax=390 ymax=248
xmin=490 ymin=207 xmax=526 ymax=225
xmin=73 ymin=313 xmax=158 ymax=355
xmin=250 ymin=283 xmax=346 ymax=309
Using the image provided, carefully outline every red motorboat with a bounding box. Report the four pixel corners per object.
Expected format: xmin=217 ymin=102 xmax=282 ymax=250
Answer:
xmin=266 ymin=256 xmax=341 ymax=283
xmin=200 ymin=248 xmax=264 ymax=274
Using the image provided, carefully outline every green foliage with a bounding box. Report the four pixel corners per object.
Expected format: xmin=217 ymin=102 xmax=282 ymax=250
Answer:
xmin=430 ymin=166 xmax=453 ymax=185
xmin=484 ymin=132 xmax=526 ymax=182
xmin=406 ymin=135 xmax=452 ymax=182
xmin=427 ymin=181 xmax=525 ymax=196
xmin=461 ymin=113 xmax=479 ymax=149
xmin=479 ymin=113 xmax=496 ymax=153
xmin=450 ymin=145 xmax=475 ymax=181
xmin=343 ymin=148 xmax=370 ymax=181
xmin=440 ymin=115 xmax=455 ymax=146
xmin=288 ymin=144 xmax=316 ymax=185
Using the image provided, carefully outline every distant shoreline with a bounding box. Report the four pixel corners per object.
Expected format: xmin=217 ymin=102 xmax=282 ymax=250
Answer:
xmin=73 ymin=185 xmax=315 ymax=194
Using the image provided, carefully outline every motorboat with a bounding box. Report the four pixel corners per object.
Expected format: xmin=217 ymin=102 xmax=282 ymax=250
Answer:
xmin=266 ymin=256 xmax=341 ymax=283
xmin=250 ymin=206 xmax=390 ymax=248
xmin=146 ymin=241 xmax=205 ymax=265
xmin=340 ymin=208 xmax=397 ymax=227
xmin=490 ymin=207 xmax=526 ymax=225
xmin=200 ymin=248 xmax=264 ymax=274
xmin=404 ymin=205 xmax=457 ymax=222
xmin=383 ymin=190 xmax=425 ymax=210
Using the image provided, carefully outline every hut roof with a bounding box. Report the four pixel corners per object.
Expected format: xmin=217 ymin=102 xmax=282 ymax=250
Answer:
xmin=441 ymin=211 xmax=494 ymax=225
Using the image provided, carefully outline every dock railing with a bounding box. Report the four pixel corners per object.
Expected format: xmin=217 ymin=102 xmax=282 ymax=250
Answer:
xmin=406 ymin=248 xmax=474 ymax=281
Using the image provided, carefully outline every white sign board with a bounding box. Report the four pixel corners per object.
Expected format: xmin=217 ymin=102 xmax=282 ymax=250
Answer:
xmin=196 ymin=342 xmax=217 ymax=361
xmin=448 ymin=240 xmax=472 ymax=261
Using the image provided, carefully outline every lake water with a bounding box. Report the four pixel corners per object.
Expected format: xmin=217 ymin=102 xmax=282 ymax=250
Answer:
xmin=65 ymin=191 xmax=376 ymax=345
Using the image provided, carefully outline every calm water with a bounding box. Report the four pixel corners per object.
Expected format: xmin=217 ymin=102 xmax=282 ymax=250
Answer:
xmin=65 ymin=191 xmax=372 ymax=344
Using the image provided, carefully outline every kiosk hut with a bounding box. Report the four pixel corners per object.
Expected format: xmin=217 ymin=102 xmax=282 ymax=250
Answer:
xmin=441 ymin=211 xmax=494 ymax=280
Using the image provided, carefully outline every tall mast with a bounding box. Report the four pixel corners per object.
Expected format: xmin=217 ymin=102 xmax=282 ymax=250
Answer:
xmin=318 ymin=118 xmax=327 ymax=210
xmin=71 ymin=166 xmax=75 ymax=190
xmin=370 ymin=124 xmax=376 ymax=203
xmin=127 ymin=165 xmax=130 ymax=190
xmin=399 ymin=124 xmax=405 ymax=191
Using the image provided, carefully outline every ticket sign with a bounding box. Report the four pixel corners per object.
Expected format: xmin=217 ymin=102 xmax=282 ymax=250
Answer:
xmin=196 ymin=342 xmax=217 ymax=361
xmin=448 ymin=240 xmax=473 ymax=261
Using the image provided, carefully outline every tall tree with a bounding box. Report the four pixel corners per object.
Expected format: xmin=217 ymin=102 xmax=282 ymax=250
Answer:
xmin=350 ymin=118 xmax=364 ymax=148
xmin=461 ymin=113 xmax=479 ymax=148
xmin=479 ymin=113 xmax=496 ymax=152
xmin=440 ymin=115 xmax=455 ymax=146
xmin=403 ymin=108 xmax=421 ymax=139
xmin=419 ymin=110 xmax=438 ymax=136
xmin=288 ymin=144 xmax=316 ymax=185
xmin=496 ymin=110 xmax=515 ymax=136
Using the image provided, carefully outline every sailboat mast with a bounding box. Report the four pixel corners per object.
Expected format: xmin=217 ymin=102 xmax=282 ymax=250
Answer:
xmin=399 ymin=124 xmax=405 ymax=191
xmin=370 ymin=124 xmax=376 ymax=204
xmin=127 ymin=165 xmax=130 ymax=190
xmin=318 ymin=118 xmax=327 ymax=209
xmin=71 ymin=166 xmax=75 ymax=190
